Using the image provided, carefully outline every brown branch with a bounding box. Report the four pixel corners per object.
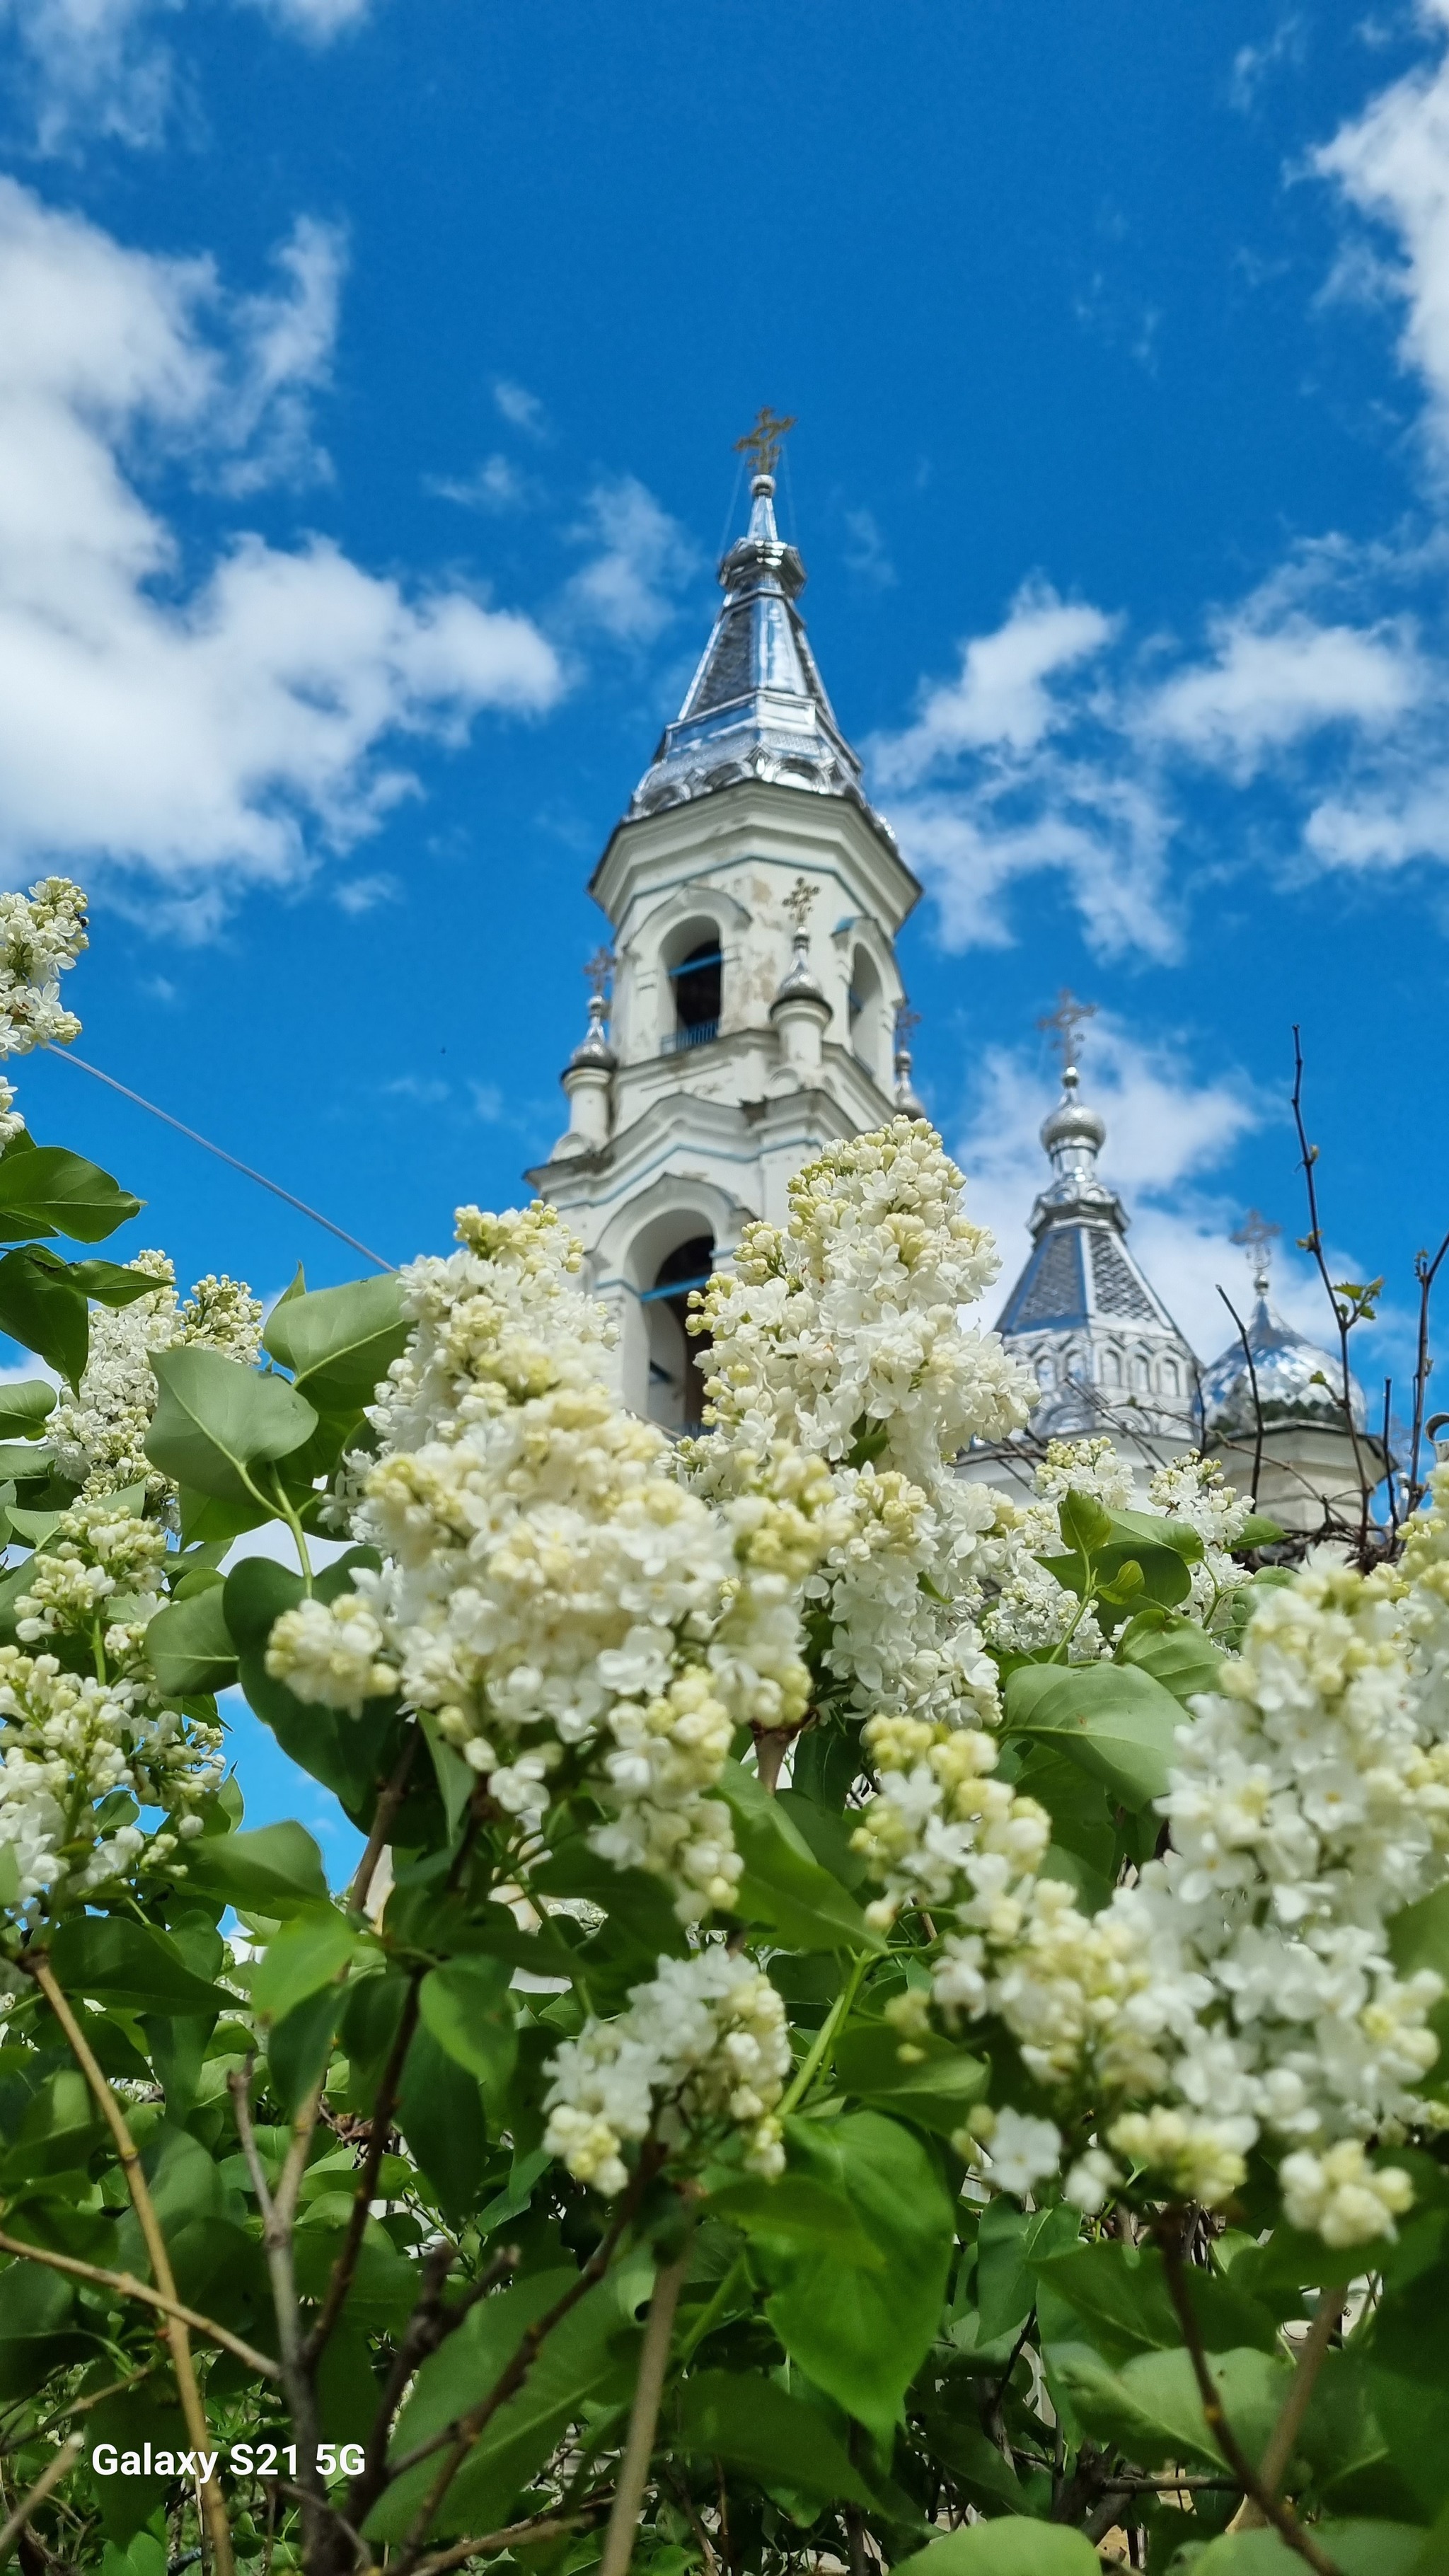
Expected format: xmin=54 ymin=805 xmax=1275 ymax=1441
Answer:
xmin=387 ymin=2154 xmax=662 ymax=2573
xmin=0 ymin=2229 xmax=282 ymax=2379
xmin=408 ymin=2493 xmax=617 ymax=2576
xmin=342 ymin=2243 xmax=519 ymax=2535
xmin=229 ymin=2065 xmax=330 ymax=2556
xmin=301 ymin=1968 xmax=422 ymax=2370
xmin=1232 ymin=2288 xmax=1349 ymax=2532
xmin=597 ymin=2239 xmax=693 ymax=2576
xmin=1290 ymin=1029 xmax=1375 ymax=1557
xmin=23 ymin=1957 xmax=236 ymax=2573
xmin=0 ymin=2437 xmax=81 ymax=2567
xmin=1409 ymin=1230 xmax=1449 ymax=1513
xmin=1217 ymin=1283 xmax=1266 ymax=1513
xmin=350 ymin=1725 xmax=420 ymax=1914
xmin=1158 ymin=2220 xmax=1339 ymax=2575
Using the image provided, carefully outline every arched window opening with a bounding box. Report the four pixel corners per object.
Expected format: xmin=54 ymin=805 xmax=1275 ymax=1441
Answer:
xmin=644 ymin=1235 xmax=715 ymax=1429
xmin=1036 ymin=1354 xmax=1056 ymax=1388
xmin=1131 ymin=1352 xmax=1150 ymax=1391
xmin=1160 ymin=1356 xmax=1180 ymax=1397
xmin=1101 ymin=1348 xmax=1122 ymax=1387
xmin=667 ymin=938 xmax=722 ymax=1051
xmin=848 ymin=945 xmax=882 ymax=1078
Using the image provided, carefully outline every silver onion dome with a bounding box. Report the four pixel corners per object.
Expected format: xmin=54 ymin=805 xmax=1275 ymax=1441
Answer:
xmin=567 ymin=991 xmax=616 ymax=1073
xmin=771 ymin=925 xmax=827 ymax=1010
xmin=1200 ymin=1280 xmax=1367 ymax=1435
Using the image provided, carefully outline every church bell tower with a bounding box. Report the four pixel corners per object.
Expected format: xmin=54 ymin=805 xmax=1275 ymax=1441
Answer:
xmin=527 ymin=416 xmax=921 ymax=1427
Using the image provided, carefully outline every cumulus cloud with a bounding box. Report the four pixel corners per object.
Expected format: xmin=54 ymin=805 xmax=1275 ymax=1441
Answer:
xmin=0 ymin=0 xmax=371 ymax=150
xmin=1315 ymin=3 xmax=1449 ymax=462
xmin=427 ymin=453 xmax=532 ymax=514
xmin=493 ymin=378 xmax=548 ymax=439
xmin=0 ymin=180 xmax=562 ymax=923
xmin=562 ymin=474 xmax=698 ymax=645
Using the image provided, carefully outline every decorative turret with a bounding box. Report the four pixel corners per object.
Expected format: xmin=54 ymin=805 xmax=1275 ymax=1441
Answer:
xmin=770 ymin=878 xmax=831 ymax=1081
xmin=553 ymin=950 xmax=616 ymax=1157
xmin=894 ymin=1002 xmax=926 ymax=1119
xmin=992 ymin=992 xmax=1198 ymax=1444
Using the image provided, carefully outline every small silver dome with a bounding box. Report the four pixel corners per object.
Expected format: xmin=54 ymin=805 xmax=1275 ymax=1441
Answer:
xmin=771 ymin=930 xmax=827 ymax=1011
xmin=567 ymin=993 xmax=616 ymax=1074
xmin=1201 ymin=1288 xmax=1367 ymax=1435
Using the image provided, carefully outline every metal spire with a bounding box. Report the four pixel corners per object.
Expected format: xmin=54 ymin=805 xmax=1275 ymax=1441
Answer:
xmin=1231 ymin=1208 xmax=1281 ymax=1300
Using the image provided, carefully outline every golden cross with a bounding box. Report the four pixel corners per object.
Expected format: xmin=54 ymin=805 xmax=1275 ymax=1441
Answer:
xmin=583 ymin=947 xmax=613 ymax=1000
xmin=735 ymin=405 xmax=797 ymax=478
xmin=784 ymin=877 xmax=816 ymax=932
xmin=1036 ymin=986 xmax=1097 ymax=1074
xmin=895 ymin=1000 xmax=922 ymax=1046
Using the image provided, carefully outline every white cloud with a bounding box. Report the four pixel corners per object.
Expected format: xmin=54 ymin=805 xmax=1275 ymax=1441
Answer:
xmin=1315 ymin=4 xmax=1449 ymax=460
xmin=0 ymin=0 xmax=371 ymax=150
xmin=427 ymin=452 xmax=531 ymax=513
xmin=1140 ymin=604 xmax=1422 ymax=778
xmin=334 ymin=870 xmax=398 ymax=913
xmin=0 ymin=180 xmax=562 ymax=923
xmin=877 ymin=582 xmax=1115 ymax=781
xmin=562 ymin=474 xmax=698 ymax=645
xmin=493 ymin=378 xmax=548 ymax=439
xmin=1229 ymin=12 xmax=1306 ymax=113
xmin=842 ymin=507 xmax=896 ymax=591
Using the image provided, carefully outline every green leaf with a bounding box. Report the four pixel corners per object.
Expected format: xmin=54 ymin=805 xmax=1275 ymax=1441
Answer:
xmin=262 ymin=1273 xmax=409 ymax=1411
xmin=396 ymin=2023 xmax=490 ymax=2220
xmin=1048 ymin=2340 xmax=1288 ymax=2473
xmin=145 ymin=1583 xmax=238 ymax=1697
xmin=1235 ymin=1513 xmax=1287 ymax=1549
xmin=69 ymin=1259 xmax=167 ymax=1309
xmin=758 ymin=2110 xmax=954 ymax=2447
xmin=832 ymin=2018 xmax=990 ymax=2136
xmin=976 ymin=2198 xmax=1079 ymax=2342
xmin=1005 ymin=1658 xmax=1184 ymax=1810
xmin=0 ymin=1246 xmax=89 ymax=1385
xmin=1116 ymin=1612 xmax=1228 ymax=1704
xmin=46 ymin=1915 xmax=224 ymax=2016
xmin=1366 ymin=2263 xmax=1449 ymax=2512
xmin=1058 ymin=1489 xmax=1113 ymax=1555
xmin=251 ymin=1910 xmax=364 ymax=2024
xmin=894 ymin=2525 xmax=1100 ymax=2576
xmin=1032 ymin=2240 xmax=1278 ymax=2364
xmin=720 ymin=1761 xmax=884 ymax=1952
xmin=146 ymin=1345 xmax=317 ymax=1508
xmin=0 ymin=1145 xmax=141 ymax=1245
xmin=1193 ymin=2528 xmax=1431 ymax=2575
xmin=775 ymin=1787 xmax=871 ymax=1891
xmin=0 ymin=1380 xmax=54 ymax=1440
xmin=181 ymin=1820 xmax=330 ymax=1917
xmin=676 ymin=2370 xmax=874 ymax=2504
xmin=0 ymin=2264 xmax=90 ymax=2401
xmin=418 ymin=1956 xmax=517 ymax=2098
xmin=705 ymin=2173 xmax=887 ymax=2268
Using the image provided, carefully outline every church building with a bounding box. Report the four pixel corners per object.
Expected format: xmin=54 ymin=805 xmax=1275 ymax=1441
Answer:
xmin=528 ymin=421 xmax=1371 ymax=1527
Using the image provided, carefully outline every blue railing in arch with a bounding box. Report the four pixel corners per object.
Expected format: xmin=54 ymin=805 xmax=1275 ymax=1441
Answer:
xmin=661 ymin=1019 xmax=720 ymax=1054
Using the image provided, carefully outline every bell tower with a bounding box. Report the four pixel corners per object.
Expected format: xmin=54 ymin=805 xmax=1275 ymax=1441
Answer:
xmin=528 ymin=417 xmax=922 ymax=1426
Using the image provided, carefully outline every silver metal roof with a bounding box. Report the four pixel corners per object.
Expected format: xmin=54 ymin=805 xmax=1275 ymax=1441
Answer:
xmin=629 ymin=473 xmax=884 ymax=825
xmin=1200 ymin=1283 xmax=1368 ymax=1435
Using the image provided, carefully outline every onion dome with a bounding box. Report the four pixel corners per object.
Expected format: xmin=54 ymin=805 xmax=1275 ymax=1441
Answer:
xmin=1201 ymin=1273 xmax=1368 ymax=1436
xmin=770 ymin=927 xmax=828 ymax=1013
xmin=566 ymin=990 xmax=616 ymax=1074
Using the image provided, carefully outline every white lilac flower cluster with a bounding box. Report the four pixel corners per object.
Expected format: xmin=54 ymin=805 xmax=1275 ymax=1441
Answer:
xmin=1148 ymin=1452 xmax=1254 ymax=1628
xmin=913 ymin=1535 xmax=1449 ymax=2246
xmin=0 ymin=874 xmax=89 ymax=1147
xmin=50 ymin=1256 xmax=263 ymax=1509
xmin=685 ymin=1121 xmax=1034 ymax=1733
xmin=270 ymin=1202 xmax=841 ymax=1919
xmin=0 ymin=1501 xmax=224 ymax=1927
xmin=543 ymin=1946 xmax=792 ymax=2196
xmin=978 ymin=1439 xmax=1133 ymax=1663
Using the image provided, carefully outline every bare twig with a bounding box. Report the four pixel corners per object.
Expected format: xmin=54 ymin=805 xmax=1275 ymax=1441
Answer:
xmin=1231 ymin=2288 xmax=1349 ymax=2532
xmin=1382 ymin=1380 xmax=1398 ymax=1542
xmin=1217 ymin=1283 xmax=1266 ymax=1513
xmin=342 ymin=2243 xmax=519 ymax=2535
xmin=23 ymin=1957 xmax=236 ymax=2575
xmin=409 ymin=2494 xmax=617 ymax=2576
xmin=229 ymin=2066 xmax=330 ymax=2555
xmin=0 ymin=2230 xmax=281 ymax=2379
xmin=1158 ymin=2220 xmax=1339 ymax=2574
xmin=597 ymin=2240 xmax=693 ymax=2576
xmin=1291 ymin=1029 xmax=1375 ymax=1556
xmin=302 ymin=1970 xmax=422 ymax=2370
xmin=1409 ymin=1230 xmax=1449 ymax=1513
xmin=0 ymin=2367 xmax=152 ymax=2459
xmin=349 ymin=1727 xmax=420 ymax=1915
xmin=0 ymin=2437 xmax=81 ymax=2567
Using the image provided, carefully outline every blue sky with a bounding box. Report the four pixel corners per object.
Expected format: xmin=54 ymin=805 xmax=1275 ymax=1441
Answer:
xmin=1 ymin=0 xmax=1448 ymax=1438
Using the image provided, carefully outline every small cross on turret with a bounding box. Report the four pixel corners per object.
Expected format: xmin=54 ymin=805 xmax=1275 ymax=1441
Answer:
xmin=1037 ymin=986 xmax=1097 ymax=1085
xmin=1231 ymin=1207 xmax=1281 ymax=1298
xmin=734 ymin=406 xmax=797 ymax=479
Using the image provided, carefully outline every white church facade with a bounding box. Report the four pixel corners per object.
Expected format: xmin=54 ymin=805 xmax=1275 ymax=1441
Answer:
xmin=527 ymin=424 xmax=1370 ymax=1528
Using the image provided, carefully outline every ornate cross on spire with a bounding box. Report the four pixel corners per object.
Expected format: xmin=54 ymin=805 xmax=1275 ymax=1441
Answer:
xmin=583 ymin=946 xmax=614 ymax=1000
xmin=783 ymin=877 xmax=816 ymax=931
xmin=1037 ymin=987 xmax=1097 ymax=1080
xmin=735 ymin=406 xmax=797 ymax=478
xmin=1231 ymin=1208 xmax=1281 ymax=1295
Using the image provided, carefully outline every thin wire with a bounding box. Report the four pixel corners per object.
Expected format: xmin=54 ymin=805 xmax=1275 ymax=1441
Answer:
xmin=45 ymin=1046 xmax=395 ymax=1274
xmin=716 ymin=453 xmax=744 ymax=559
